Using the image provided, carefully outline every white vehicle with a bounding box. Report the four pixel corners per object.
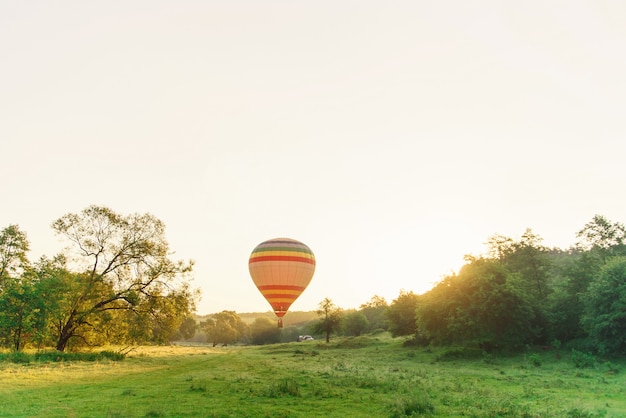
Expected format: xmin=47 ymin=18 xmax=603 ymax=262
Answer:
xmin=297 ymin=335 xmax=314 ymax=341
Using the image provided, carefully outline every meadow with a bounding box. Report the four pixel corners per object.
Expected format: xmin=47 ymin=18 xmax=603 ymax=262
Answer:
xmin=0 ymin=335 xmax=624 ymax=417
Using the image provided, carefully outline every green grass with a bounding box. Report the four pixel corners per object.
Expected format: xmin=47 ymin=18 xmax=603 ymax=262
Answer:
xmin=1 ymin=336 xmax=625 ymax=417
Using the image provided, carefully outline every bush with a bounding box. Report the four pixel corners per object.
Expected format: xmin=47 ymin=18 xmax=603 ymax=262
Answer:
xmin=0 ymin=351 xmax=31 ymax=364
xmin=604 ymin=361 xmax=619 ymax=375
xmin=528 ymin=353 xmax=542 ymax=367
xmin=0 ymin=350 xmax=126 ymax=364
xmin=570 ymin=349 xmax=596 ymax=369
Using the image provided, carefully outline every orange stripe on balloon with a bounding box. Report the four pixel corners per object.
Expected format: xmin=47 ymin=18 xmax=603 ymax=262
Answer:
xmin=262 ymin=294 xmax=300 ymax=300
xmin=249 ymin=255 xmax=315 ymax=265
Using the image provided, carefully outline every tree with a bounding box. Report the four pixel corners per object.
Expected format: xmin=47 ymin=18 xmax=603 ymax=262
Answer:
xmin=386 ymin=290 xmax=419 ymax=337
xmin=249 ymin=316 xmax=281 ymax=345
xmin=416 ymin=260 xmax=536 ymax=350
xmin=485 ymin=234 xmax=515 ymax=261
xmin=581 ymin=257 xmax=626 ymax=354
xmin=359 ymin=295 xmax=388 ymax=332
xmin=486 ymin=229 xmax=552 ymax=300
xmin=343 ymin=310 xmax=369 ymax=336
xmin=175 ymin=316 xmax=198 ymax=341
xmin=0 ymin=225 xmax=40 ymax=351
xmin=548 ymin=215 xmax=626 ymax=345
xmin=0 ymin=276 xmax=38 ymax=351
xmin=50 ymin=205 xmax=196 ymax=351
xmin=576 ymin=215 xmax=626 ymax=261
xmin=0 ymin=225 xmax=30 ymax=288
xmin=201 ymin=311 xmax=249 ymax=346
xmin=312 ymin=297 xmax=342 ymax=343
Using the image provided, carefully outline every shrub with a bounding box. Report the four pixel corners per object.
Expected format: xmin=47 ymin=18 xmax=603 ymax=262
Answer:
xmin=0 ymin=351 xmax=31 ymax=364
xmin=604 ymin=361 xmax=619 ymax=375
xmin=0 ymin=350 xmax=126 ymax=364
xmin=570 ymin=349 xmax=596 ymax=369
xmin=528 ymin=353 xmax=542 ymax=367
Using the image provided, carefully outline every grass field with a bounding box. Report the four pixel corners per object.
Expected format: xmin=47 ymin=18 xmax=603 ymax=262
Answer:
xmin=1 ymin=335 xmax=624 ymax=417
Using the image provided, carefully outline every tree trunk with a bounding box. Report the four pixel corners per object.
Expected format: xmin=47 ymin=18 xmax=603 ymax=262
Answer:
xmin=56 ymin=318 xmax=75 ymax=351
xmin=56 ymin=332 xmax=71 ymax=352
xmin=13 ymin=328 xmax=21 ymax=352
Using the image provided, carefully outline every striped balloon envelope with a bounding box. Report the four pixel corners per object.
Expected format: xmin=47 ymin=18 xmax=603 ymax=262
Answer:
xmin=248 ymin=238 xmax=316 ymax=327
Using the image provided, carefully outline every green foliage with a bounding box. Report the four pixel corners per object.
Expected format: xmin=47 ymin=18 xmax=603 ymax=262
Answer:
xmin=604 ymin=360 xmax=619 ymax=375
xmin=570 ymin=349 xmax=596 ymax=369
xmin=201 ymin=310 xmax=249 ymax=346
xmin=173 ymin=316 xmax=197 ymax=341
xmin=343 ymin=310 xmax=369 ymax=336
xmin=49 ymin=205 xmax=197 ymax=351
xmin=312 ymin=297 xmax=342 ymax=342
xmin=488 ymin=229 xmax=552 ymax=301
xmin=359 ymin=295 xmax=389 ymax=332
xmin=0 ymin=277 xmax=40 ymax=351
xmin=249 ymin=316 xmax=281 ymax=345
xmin=0 ymin=351 xmax=31 ymax=363
xmin=581 ymin=257 xmax=626 ymax=355
xmin=576 ymin=215 xmax=626 ymax=254
xmin=0 ymin=207 xmax=196 ymax=353
xmin=0 ymin=224 xmax=31 ymax=282
xmin=386 ymin=290 xmax=419 ymax=337
xmin=434 ymin=347 xmax=484 ymax=362
xmin=0 ymin=350 xmax=125 ymax=364
xmin=6 ymin=211 xmax=626 ymax=360
xmin=528 ymin=353 xmax=542 ymax=367
xmin=417 ymin=260 xmax=536 ymax=350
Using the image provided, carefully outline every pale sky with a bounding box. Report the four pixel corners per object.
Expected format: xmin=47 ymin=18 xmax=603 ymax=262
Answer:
xmin=2 ymin=1 xmax=626 ymax=316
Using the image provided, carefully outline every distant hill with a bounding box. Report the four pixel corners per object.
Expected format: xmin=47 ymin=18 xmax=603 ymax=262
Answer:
xmin=194 ymin=311 xmax=318 ymax=327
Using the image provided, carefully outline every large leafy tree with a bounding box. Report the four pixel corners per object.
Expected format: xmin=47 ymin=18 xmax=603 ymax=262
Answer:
xmin=175 ymin=316 xmax=198 ymax=341
xmin=343 ymin=310 xmax=369 ymax=337
xmin=417 ymin=260 xmax=535 ymax=350
xmin=201 ymin=311 xmax=249 ymax=346
xmin=581 ymin=257 xmax=626 ymax=355
xmin=50 ymin=205 xmax=196 ymax=351
xmin=386 ymin=290 xmax=419 ymax=337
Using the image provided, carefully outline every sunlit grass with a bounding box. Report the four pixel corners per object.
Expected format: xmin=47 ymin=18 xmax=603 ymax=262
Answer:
xmin=0 ymin=337 xmax=624 ymax=417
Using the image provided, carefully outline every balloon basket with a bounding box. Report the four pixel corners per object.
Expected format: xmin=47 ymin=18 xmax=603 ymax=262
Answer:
xmin=277 ymin=318 xmax=283 ymax=328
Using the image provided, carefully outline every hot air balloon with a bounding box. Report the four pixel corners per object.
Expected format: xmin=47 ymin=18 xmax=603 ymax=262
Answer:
xmin=248 ymin=238 xmax=315 ymax=328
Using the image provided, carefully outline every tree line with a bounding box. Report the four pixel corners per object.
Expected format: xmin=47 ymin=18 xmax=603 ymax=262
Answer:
xmin=384 ymin=215 xmax=626 ymax=355
xmin=407 ymin=214 xmax=626 ymax=355
xmin=4 ymin=207 xmax=624 ymax=356
xmin=194 ymin=215 xmax=626 ymax=356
